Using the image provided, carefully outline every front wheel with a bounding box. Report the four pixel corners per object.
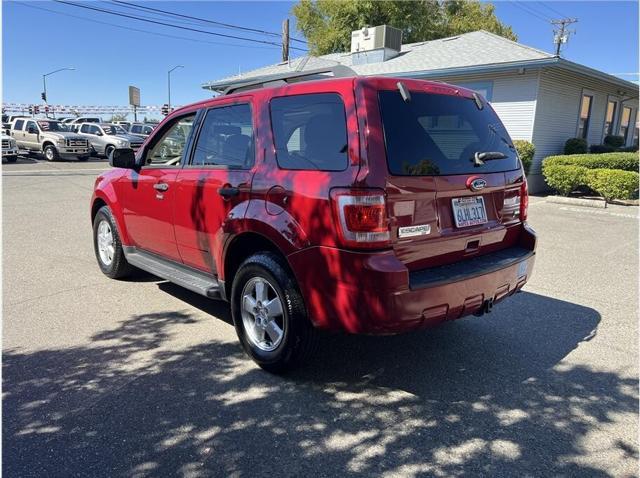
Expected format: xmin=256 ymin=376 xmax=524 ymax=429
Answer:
xmin=43 ymin=145 xmax=58 ymax=161
xmin=93 ymin=205 xmax=133 ymax=279
xmin=231 ymin=253 xmax=318 ymax=373
xmin=104 ymin=145 xmax=115 ymax=160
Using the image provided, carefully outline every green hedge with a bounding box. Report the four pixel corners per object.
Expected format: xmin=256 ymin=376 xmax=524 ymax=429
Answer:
xmin=542 ymin=152 xmax=639 ymax=200
xmin=513 ymin=140 xmax=535 ymax=174
xmin=586 ymin=169 xmax=639 ymax=201
xmin=604 ymin=135 xmax=625 ymax=148
xmin=564 ymin=137 xmax=588 ymax=155
xmin=543 ymin=152 xmax=639 ymax=172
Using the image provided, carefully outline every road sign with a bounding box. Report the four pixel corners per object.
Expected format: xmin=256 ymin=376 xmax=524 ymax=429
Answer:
xmin=129 ymin=86 xmax=140 ymax=107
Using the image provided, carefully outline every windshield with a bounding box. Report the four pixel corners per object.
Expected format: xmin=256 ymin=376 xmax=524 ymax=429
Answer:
xmin=37 ymin=121 xmax=69 ymax=132
xmin=378 ymin=91 xmax=519 ymax=176
xmin=102 ymin=125 xmax=127 ymax=135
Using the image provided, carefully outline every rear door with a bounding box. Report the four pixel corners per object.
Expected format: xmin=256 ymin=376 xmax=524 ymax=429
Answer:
xmin=375 ymin=84 xmax=525 ymax=271
xmin=173 ymin=100 xmax=255 ymax=274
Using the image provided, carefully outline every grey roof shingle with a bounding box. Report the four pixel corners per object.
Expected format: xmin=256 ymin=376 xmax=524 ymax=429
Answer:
xmin=203 ymin=30 xmax=554 ymax=90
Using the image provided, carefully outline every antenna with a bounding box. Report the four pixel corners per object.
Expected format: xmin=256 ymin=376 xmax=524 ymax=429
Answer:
xmin=551 ymin=18 xmax=578 ymax=57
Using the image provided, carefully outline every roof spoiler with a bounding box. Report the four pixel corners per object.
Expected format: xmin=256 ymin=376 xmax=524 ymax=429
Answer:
xmin=220 ymin=65 xmax=357 ymax=95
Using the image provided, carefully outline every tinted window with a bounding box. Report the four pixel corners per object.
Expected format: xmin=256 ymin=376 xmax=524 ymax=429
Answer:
xmin=26 ymin=121 xmax=37 ymax=132
xmin=270 ymin=93 xmax=348 ymax=171
xmin=80 ymin=124 xmax=91 ymax=133
xmin=192 ymin=104 xmax=254 ymax=168
xmin=131 ymin=125 xmax=141 ymax=133
xmin=379 ymin=91 xmax=519 ymax=176
xmin=14 ymin=120 xmax=24 ymax=130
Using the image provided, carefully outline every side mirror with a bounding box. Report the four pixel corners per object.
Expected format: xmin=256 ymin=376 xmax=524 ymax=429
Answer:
xmin=110 ymin=148 xmax=137 ymax=169
xmin=28 ymin=126 xmax=37 ymax=134
xmin=95 ymin=131 xmax=103 ymax=136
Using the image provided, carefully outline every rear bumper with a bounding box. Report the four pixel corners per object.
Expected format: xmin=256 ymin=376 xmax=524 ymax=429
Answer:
xmin=288 ymin=223 xmax=537 ymax=334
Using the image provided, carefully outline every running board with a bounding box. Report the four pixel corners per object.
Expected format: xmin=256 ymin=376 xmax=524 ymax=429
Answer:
xmin=123 ymin=247 xmax=222 ymax=299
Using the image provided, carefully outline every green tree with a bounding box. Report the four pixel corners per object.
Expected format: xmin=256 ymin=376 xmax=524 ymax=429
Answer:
xmin=292 ymin=0 xmax=516 ymax=55
xmin=109 ymin=113 xmax=128 ymax=122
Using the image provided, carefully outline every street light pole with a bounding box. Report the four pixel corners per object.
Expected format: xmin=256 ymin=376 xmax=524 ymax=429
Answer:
xmin=167 ymin=65 xmax=184 ymax=112
xmin=42 ymin=67 xmax=75 ymax=118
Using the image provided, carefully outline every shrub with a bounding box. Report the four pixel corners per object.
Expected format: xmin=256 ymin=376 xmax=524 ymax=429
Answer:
xmin=564 ymin=137 xmax=588 ymax=155
xmin=586 ymin=169 xmax=639 ymax=201
xmin=603 ymin=135 xmax=625 ymax=148
xmin=589 ymin=144 xmax=615 ymax=154
xmin=513 ymin=140 xmax=535 ymax=174
xmin=619 ymin=145 xmax=639 ymax=153
xmin=542 ymin=163 xmax=589 ymax=196
xmin=543 ymin=152 xmax=639 ymax=172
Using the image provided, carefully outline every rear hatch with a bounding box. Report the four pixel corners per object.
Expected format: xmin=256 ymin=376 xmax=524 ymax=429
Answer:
xmin=377 ymin=86 xmax=526 ymax=271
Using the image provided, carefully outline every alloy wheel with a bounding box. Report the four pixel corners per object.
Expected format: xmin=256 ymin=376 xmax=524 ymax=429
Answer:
xmin=240 ymin=277 xmax=285 ymax=352
xmin=96 ymin=220 xmax=115 ymax=266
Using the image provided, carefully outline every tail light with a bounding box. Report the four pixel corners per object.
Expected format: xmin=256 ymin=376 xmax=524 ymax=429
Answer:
xmin=520 ymin=178 xmax=529 ymax=221
xmin=331 ymin=189 xmax=390 ymax=249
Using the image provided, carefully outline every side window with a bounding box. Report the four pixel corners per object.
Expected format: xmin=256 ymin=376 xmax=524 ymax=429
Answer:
xmin=143 ymin=126 xmax=154 ymax=134
xmin=145 ymin=114 xmax=195 ymax=166
xmin=80 ymin=124 xmax=90 ymax=133
xmin=191 ymin=104 xmax=254 ymax=168
xmin=14 ymin=120 xmax=24 ymax=130
xmin=89 ymin=125 xmax=100 ymax=135
xmin=131 ymin=125 xmax=141 ymax=133
xmin=26 ymin=121 xmax=37 ymax=132
xmin=270 ymin=93 xmax=348 ymax=171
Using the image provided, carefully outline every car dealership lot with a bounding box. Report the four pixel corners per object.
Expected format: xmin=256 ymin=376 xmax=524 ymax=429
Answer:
xmin=3 ymin=161 xmax=638 ymax=477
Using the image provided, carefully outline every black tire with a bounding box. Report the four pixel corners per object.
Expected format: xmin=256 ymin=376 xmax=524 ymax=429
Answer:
xmin=231 ymin=253 xmax=318 ymax=373
xmin=104 ymin=145 xmax=115 ymax=160
xmin=92 ymin=205 xmax=133 ymax=279
xmin=43 ymin=144 xmax=58 ymax=162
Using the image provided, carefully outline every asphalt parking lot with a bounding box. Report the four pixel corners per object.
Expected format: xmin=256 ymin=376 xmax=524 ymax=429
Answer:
xmin=3 ymin=159 xmax=638 ymax=477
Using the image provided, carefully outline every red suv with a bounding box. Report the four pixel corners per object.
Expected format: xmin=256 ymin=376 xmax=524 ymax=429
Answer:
xmin=91 ymin=76 xmax=536 ymax=372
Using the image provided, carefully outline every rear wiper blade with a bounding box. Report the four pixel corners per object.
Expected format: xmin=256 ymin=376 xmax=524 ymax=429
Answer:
xmin=472 ymin=151 xmax=507 ymax=166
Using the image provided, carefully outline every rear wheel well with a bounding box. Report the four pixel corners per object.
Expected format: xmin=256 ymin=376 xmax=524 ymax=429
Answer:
xmin=223 ymin=233 xmax=289 ymax=298
xmin=91 ymin=198 xmax=107 ymax=223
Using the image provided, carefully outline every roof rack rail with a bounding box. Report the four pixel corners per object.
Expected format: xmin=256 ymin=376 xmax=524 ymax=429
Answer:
xmin=220 ymin=65 xmax=357 ymax=95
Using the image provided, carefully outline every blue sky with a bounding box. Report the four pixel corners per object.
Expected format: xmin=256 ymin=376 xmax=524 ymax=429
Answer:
xmin=2 ymin=1 xmax=638 ymax=117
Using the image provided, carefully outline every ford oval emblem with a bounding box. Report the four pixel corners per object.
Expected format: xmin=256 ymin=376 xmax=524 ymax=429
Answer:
xmin=467 ymin=177 xmax=487 ymax=192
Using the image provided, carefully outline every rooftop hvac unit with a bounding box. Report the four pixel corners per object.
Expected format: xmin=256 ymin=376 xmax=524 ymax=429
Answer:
xmin=350 ymin=25 xmax=402 ymax=54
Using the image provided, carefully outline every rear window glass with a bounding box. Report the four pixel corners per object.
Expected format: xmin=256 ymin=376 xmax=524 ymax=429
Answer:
xmin=270 ymin=93 xmax=348 ymax=171
xmin=379 ymin=91 xmax=519 ymax=176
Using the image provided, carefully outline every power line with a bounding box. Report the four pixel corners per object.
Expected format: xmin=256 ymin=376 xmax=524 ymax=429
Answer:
xmin=109 ymin=0 xmax=307 ymax=45
xmin=535 ymin=1 xmax=568 ymax=19
xmin=14 ymin=2 xmax=279 ymax=51
xmin=507 ymin=0 xmax=552 ymax=23
xmin=551 ymin=18 xmax=578 ymax=56
xmin=53 ymin=0 xmax=307 ymax=51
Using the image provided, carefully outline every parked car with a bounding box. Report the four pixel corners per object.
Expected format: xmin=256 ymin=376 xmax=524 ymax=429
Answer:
xmin=11 ymin=118 xmax=89 ymax=161
xmin=111 ymin=121 xmax=132 ymax=131
xmin=74 ymin=123 xmax=144 ymax=158
xmin=67 ymin=116 xmax=102 ymax=125
xmin=2 ymin=133 xmax=19 ymax=162
xmin=91 ymin=76 xmax=536 ymax=372
xmin=6 ymin=115 xmax=28 ymax=123
xmin=128 ymin=123 xmax=156 ymax=138
xmin=3 ymin=123 xmax=12 ymax=135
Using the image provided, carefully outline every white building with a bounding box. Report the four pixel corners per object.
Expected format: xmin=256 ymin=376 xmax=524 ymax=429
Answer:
xmin=203 ymin=30 xmax=639 ymax=192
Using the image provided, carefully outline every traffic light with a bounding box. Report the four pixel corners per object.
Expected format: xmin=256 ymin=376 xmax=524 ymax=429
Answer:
xmin=44 ymin=105 xmax=50 ymax=113
xmin=34 ymin=105 xmax=40 ymax=114
xmin=28 ymin=105 xmax=33 ymax=115
xmin=161 ymin=104 xmax=169 ymax=116
xmin=41 ymin=92 xmax=47 ymax=102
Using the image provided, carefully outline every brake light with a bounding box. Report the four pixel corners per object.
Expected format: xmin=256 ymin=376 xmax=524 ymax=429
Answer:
xmin=520 ymin=179 xmax=529 ymax=221
xmin=331 ymin=189 xmax=390 ymax=248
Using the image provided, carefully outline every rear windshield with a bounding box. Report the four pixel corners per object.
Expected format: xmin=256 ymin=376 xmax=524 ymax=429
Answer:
xmin=379 ymin=90 xmax=519 ymax=176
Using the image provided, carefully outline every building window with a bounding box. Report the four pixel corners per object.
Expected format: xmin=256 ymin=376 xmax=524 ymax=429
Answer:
xmin=619 ymin=106 xmax=632 ymax=142
xmin=604 ymin=100 xmax=618 ymax=137
xmin=456 ymin=81 xmax=494 ymax=102
xmin=577 ymin=94 xmax=593 ymax=139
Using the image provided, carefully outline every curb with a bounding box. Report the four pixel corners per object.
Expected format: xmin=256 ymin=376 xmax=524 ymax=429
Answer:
xmin=545 ymin=196 xmax=607 ymax=209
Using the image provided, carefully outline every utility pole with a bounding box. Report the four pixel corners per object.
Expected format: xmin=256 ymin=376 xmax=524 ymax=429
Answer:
xmin=282 ymin=18 xmax=290 ymax=63
xmin=167 ymin=65 xmax=184 ymax=113
xmin=551 ymin=18 xmax=578 ymax=57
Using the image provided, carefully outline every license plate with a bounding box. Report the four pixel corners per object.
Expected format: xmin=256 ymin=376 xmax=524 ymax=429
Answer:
xmin=452 ymin=196 xmax=488 ymax=228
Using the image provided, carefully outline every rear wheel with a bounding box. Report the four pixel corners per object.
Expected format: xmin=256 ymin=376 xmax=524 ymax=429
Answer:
xmin=43 ymin=145 xmax=58 ymax=161
xmin=231 ymin=253 xmax=318 ymax=373
xmin=93 ymin=205 xmax=133 ymax=279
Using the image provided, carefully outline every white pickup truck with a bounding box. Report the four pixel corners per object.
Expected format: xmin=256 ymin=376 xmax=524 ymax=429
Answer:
xmin=2 ymin=133 xmax=18 ymax=162
xmin=10 ymin=118 xmax=90 ymax=161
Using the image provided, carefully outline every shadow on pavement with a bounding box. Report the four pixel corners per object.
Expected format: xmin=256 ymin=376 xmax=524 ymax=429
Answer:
xmin=3 ymin=292 xmax=637 ymax=477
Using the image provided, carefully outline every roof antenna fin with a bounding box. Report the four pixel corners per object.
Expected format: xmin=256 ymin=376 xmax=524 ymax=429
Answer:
xmin=397 ymin=81 xmax=411 ymax=102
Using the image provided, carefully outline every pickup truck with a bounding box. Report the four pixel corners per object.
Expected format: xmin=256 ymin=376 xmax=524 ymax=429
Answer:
xmin=2 ymin=133 xmax=18 ymax=162
xmin=11 ymin=118 xmax=90 ymax=161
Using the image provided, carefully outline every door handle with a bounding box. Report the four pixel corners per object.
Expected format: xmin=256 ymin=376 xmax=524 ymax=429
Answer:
xmin=153 ymin=182 xmax=169 ymax=192
xmin=218 ymin=186 xmax=240 ymax=198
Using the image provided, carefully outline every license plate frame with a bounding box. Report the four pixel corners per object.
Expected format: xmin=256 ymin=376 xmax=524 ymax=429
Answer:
xmin=452 ymin=196 xmax=488 ymax=228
